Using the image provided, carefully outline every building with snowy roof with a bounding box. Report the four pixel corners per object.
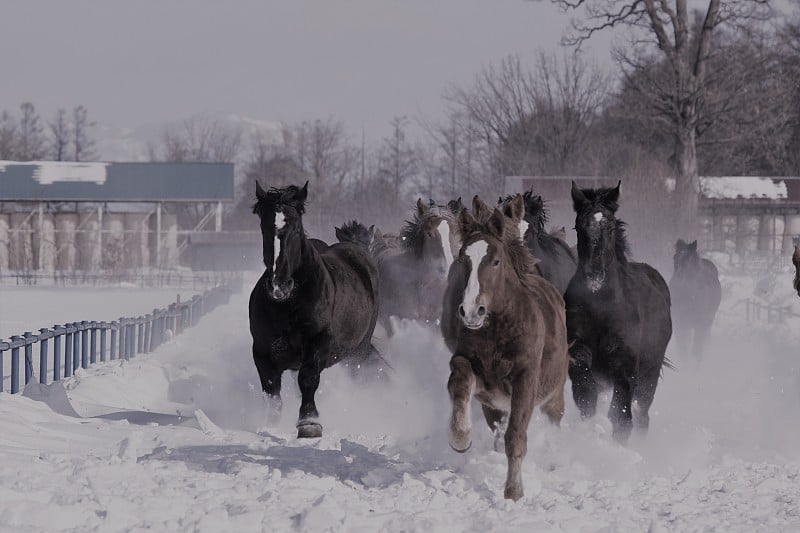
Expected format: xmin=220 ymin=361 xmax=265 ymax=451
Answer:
xmin=0 ymin=161 xmax=235 ymax=273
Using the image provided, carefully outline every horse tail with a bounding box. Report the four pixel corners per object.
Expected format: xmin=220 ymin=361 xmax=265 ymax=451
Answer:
xmin=662 ymin=356 xmax=677 ymax=373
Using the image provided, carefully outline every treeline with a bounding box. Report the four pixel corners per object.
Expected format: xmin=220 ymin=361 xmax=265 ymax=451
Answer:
xmin=0 ymin=103 xmax=96 ymax=162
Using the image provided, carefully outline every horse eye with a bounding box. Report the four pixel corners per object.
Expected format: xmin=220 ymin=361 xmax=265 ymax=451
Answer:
xmin=493 ymin=259 xmax=500 ymax=267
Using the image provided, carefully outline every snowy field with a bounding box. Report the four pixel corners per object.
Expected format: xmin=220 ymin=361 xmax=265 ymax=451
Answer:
xmin=1 ymin=271 xmax=799 ymax=532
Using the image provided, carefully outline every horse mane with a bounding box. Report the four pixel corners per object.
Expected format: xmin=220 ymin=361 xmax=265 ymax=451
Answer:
xmin=501 ymin=190 xmax=548 ymax=234
xmin=398 ymin=211 xmax=438 ymax=252
xmin=336 ymin=220 xmax=373 ymax=249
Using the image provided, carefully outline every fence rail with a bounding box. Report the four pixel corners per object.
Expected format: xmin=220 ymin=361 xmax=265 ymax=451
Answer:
xmin=744 ymin=298 xmax=800 ymax=324
xmin=0 ymin=276 xmax=242 ymax=394
xmin=0 ymin=270 xmax=241 ymax=289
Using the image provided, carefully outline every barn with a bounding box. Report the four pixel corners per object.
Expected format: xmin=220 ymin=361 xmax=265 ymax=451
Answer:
xmin=0 ymin=161 xmax=235 ymax=274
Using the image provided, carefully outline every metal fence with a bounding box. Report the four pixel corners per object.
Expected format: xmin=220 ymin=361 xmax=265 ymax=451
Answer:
xmin=0 ymin=270 xmax=241 ymax=289
xmin=0 ymin=276 xmax=242 ymax=394
xmin=744 ymin=298 xmax=800 ymax=324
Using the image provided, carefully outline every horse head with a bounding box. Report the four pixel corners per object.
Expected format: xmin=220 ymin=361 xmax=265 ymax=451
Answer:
xmin=673 ymin=239 xmax=700 ymax=276
xmin=252 ymin=180 xmax=309 ymax=301
xmin=454 ymin=195 xmax=523 ymax=329
xmin=570 ymin=180 xmax=627 ymax=293
xmin=400 ymin=198 xmax=453 ymax=279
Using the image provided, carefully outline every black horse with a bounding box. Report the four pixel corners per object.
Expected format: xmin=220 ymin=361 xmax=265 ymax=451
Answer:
xmin=793 ymin=241 xmax=800 ymax=298
xmin=565 ymin=181 xmax=672 ymax=444
xmin=249 ymin=181 xmax=383 ymax=438
xmin=670 ymin=239 xmax=721 ymax=359
xmin=499 ymin=191 xmax=577 ymax=294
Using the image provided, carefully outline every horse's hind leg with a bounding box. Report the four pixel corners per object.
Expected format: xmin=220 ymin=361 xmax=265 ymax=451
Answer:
xmin=541 ymin=383 xmax=565 ymax=427
xmin=448 ymin=355 xmax=476 ymax=453
xmin=692 ymin=322 xmax=712 ymax=360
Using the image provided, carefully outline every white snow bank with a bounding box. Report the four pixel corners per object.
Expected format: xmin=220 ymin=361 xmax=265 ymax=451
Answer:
xmin=0 ymin=160 xmax=108 ymax=184
xmin=663 ymin=176 xmax=788 ymax=200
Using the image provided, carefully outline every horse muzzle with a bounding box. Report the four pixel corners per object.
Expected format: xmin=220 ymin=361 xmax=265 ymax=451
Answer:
xmin=269 ymin=278 xmax=295 ymax=301
xmin=458 ymin=304 xmax=487 ymax=329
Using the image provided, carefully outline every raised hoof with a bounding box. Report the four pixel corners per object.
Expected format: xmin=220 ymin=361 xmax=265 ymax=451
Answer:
xmin=296 ymin=421 xmax=323 ymax=439
xmin=449 ymin=440 xmax=472 ymax=453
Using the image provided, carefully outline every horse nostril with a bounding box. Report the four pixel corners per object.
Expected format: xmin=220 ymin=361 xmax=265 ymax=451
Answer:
xmin=477 ymin=306 xmax=486 ymax=317
xmin=458 ymin=305 xmax=466 ymax=318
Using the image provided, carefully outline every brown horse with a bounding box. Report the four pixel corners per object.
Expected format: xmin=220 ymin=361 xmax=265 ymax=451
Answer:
xmin=793 ymin=245 xmax=800 ymax=297
xmin=441 ymin=195 xmax=569 ymax=501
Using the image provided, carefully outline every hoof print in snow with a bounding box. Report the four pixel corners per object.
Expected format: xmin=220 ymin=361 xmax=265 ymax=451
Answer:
xmin=297 ymin=421 xmax=323 ymax=439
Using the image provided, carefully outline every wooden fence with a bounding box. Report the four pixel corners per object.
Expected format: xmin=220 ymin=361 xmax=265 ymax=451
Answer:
xmin=0 ymin=277 xmax=242 ymax=394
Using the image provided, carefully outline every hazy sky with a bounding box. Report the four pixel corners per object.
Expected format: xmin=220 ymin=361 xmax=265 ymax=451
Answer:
xmin=1 ymin=0 xmax=614 ymax=140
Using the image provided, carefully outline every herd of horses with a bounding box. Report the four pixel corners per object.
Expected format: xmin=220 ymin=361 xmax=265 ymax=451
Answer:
xmin=248 ymin=180 xmax=800 ymax=500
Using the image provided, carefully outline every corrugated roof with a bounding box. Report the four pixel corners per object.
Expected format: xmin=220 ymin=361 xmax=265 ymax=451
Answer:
xmin=0 ymin=161 xmax=234 ymax=202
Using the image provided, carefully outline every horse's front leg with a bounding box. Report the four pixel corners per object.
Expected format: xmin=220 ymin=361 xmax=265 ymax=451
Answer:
xmin=447 ymin=355 xmax=475 ymax=452
xmin=568 ymin=342 xmax=597 ymax=419
xmin=504 ymin=369 xmax=536 ymax=501
xmin=296 ymin=335 xmax=329 ymax=439
xmin=609 ymin=371 xmax=634 ymax=444
xmin=253 ymin=343 xmax=283 ymax=425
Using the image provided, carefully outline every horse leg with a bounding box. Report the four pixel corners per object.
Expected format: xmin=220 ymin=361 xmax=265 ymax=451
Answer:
xmin=504 ymin=370 xmax=536 ymax=501
xmin=296 ymin=340 xmax=328 ymax=439
xmin=568 ymin=344 xmax=597 ymax=419
xmin=608 ymin=374 xmax=634 ymax=444
xmin=447 ymin=355 xmax=475 ymax=453
xmin=632 ymin=365 xmax=661 ymax=434
xmin=693 ymin=322 xmax=711 ymax=360
xmin=541 ymin=382 xmax=566 ymax=427
xmin=481 ymin=404 xmax=507 ymax=452
xmin=253 ymin=344 xmax=282 ymax=424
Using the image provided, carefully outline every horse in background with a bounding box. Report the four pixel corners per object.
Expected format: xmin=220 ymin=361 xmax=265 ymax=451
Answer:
xmin=793 ymin=240 xmax=800 ymax=298
xmin=372 ymin=198 xmax=455 ymax=334
xmin=670 ymin=239 xmax=721 ymax=359
xmin=565 ymin=181 xmax=672 ymax=444
xmin=335 ymin=220 xmax=375 ymax=251
xmin=499 ymin=191 xmax=577 ymax=294
xmin=249 ymin=181 xmax=383 ymax=438
xmin=442 ymin=194 xmax=569 ymax=501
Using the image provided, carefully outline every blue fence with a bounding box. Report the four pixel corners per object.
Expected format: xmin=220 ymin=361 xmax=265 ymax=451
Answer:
xmin=0 ymin=278 xmax=241 ymax=394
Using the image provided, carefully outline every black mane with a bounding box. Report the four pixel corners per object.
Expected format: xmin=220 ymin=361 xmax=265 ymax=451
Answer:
xmin=398 ymin=211 xmax=437 ymax=252
xmin=253 ymin=183 xmax=308 ymax=215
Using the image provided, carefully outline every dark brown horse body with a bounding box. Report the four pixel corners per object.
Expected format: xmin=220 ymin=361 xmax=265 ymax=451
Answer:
xmin=670 ymin=239 xmax=721 ymax=359
xmin=793 ymin=245 xmax=800 ymax=298
xmin=441 ymin=195 xmax=569 ymax=501
xmin=565 ymin=182 xmax=672 ymax=444
xmin=372 ymin=199 xmax=454 ymax=334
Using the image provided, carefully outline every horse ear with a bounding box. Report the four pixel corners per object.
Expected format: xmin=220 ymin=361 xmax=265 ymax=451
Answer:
xmin=487 ymin=208 xmax=505 ymax=239
xmin=508 ymin=194 xmax=525 ymax=224
xmin=689 ymin=240 xmax=698 ymax=252
xmin=368 ymin=225 xmax=376 ymax=244
xmin=297 ymin=181 xmax=309 ymax=203
xmin=255 ymin=181 xmax=268 ymax=201
xmin=571 ymin=181 xmax=588 ymax=211
xmin=416 ymin=197 xmax=427 ymax=215
xmin=458 ymin=205 xmax=476 ymax=234
xmin=604 ymin=181 xmax=621 ymax=211
xmin=472 ymin=195 xmax=491 ymax=220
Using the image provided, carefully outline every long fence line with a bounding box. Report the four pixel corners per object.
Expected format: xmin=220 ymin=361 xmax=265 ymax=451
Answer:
xmin=0 ymin=270 xmax=240 ymax=289
xmin=0 ymin=276 xmax=242 ymax=394
xmin=744 ymin=298 xmax=800 ymax=324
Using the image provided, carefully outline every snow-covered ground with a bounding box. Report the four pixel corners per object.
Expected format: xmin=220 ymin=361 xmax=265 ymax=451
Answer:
xmin=1 ymin=271 xmax=799 ymax=532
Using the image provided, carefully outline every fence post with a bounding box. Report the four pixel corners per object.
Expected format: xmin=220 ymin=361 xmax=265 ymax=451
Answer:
xmin=90 ymin=322 xmax=97 ymax=364
xmin=100 ymin=325 xmax=107 ymax=362
xmin=137 ymin=317 xmax=144 ymax=353
xmin=39 ymin=328 xmax=49 ymax=385
xmin=10 ymin=335 xmax=20 ymax=394
xmin=23 ymin=331 xmax=34 ymax=386
xmin=64 ymin=326 xmax=73 ymax=378
xmin=129 ymin=322 xmax=136 ymax=358
xmin=0 ymin=344 xmax=4 ymax=392
xmin=81 ymin=321 xmax=89 ymax=369
xmin=53 ymin=326 xmax=62 ymax=381
xmin=118 ymin=318 xmax=126 ymax=360
xmin=143 ymin=315 xmax=151 ymax=354
xmin=72 ymin=323 xmax=80 ymax=372
xmin=110 ymin=322 xmax=118 ymax=360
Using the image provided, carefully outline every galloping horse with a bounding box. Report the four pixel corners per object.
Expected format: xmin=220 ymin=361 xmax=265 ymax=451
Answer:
xmin=565 ymin=181 xmax=672 ymax=444
xmin=249 ymin=181 xmax=383 ymax=438
xmin=442 ymin=195 xmax=569 ymax=501
xmin=499 ymin=191 xmax=577 ymax=294
xmin=372 ymin=199 xmax=455 ymax=334
xmin=670 ymin=239 xmax=721 ymax=359
xmin=793 ymin=244 xmax=800 ymax=298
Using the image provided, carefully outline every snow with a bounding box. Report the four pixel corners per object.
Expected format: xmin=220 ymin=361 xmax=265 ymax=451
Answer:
xmin=663 ymin=176 xmax=789 ymax=200
xmin=0 ymin=161 xmax=109 ymax=185
xmin=1 ymin=272 xmax=800 ymax=532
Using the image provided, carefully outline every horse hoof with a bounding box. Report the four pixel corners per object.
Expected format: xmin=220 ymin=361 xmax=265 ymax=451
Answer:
xmin=449 ymin=440 xmax=471 ymax=453
xmin=504 ymin=485 xmax=523 ymax=501
xmin=296 ymin=421 xmax=323 ymax=439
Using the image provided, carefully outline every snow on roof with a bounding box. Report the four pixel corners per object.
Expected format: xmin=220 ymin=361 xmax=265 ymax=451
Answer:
xmin=663 ymin=176 xmax=789 ymax=200
xmin=0 ymin=160 xmax=108 ymax=185
xmin=701 ymin=176 xmax=787 ymax=200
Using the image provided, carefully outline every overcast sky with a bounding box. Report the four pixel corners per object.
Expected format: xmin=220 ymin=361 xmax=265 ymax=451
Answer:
xmin=1 ymin=0 xmax=614 ymax=141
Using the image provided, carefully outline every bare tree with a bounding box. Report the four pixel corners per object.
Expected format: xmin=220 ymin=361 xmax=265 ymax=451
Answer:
xmin=17 ymin=102 xmax=47 ymax=161
xmin=0 ymin=110 xmax=16 ymax=159
xmin=72 ymin=105 xmax=97 ymax=161
xmin=550 ymin=0 xmax=773 ymax=232
xmin=49 ymin=108 xmax=71 ymax=161
xmin=149 ymin=117 xmax=242 ymax=163
xmin=378 ymin=116 xmax=419 ymax=216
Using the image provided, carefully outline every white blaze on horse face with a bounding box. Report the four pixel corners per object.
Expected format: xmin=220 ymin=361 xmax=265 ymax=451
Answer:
xmin=593 ymin=212 xmax=604 ymax=223
xmin=462 ymin=240 xmax=489 ymax=314
xmin=272 ymin=211 xmax=286 ymax=280
xmin=437 ymin=219 xmax=454 ymax=270
xmin=518 ymin=219 xmax=529 ymax=240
